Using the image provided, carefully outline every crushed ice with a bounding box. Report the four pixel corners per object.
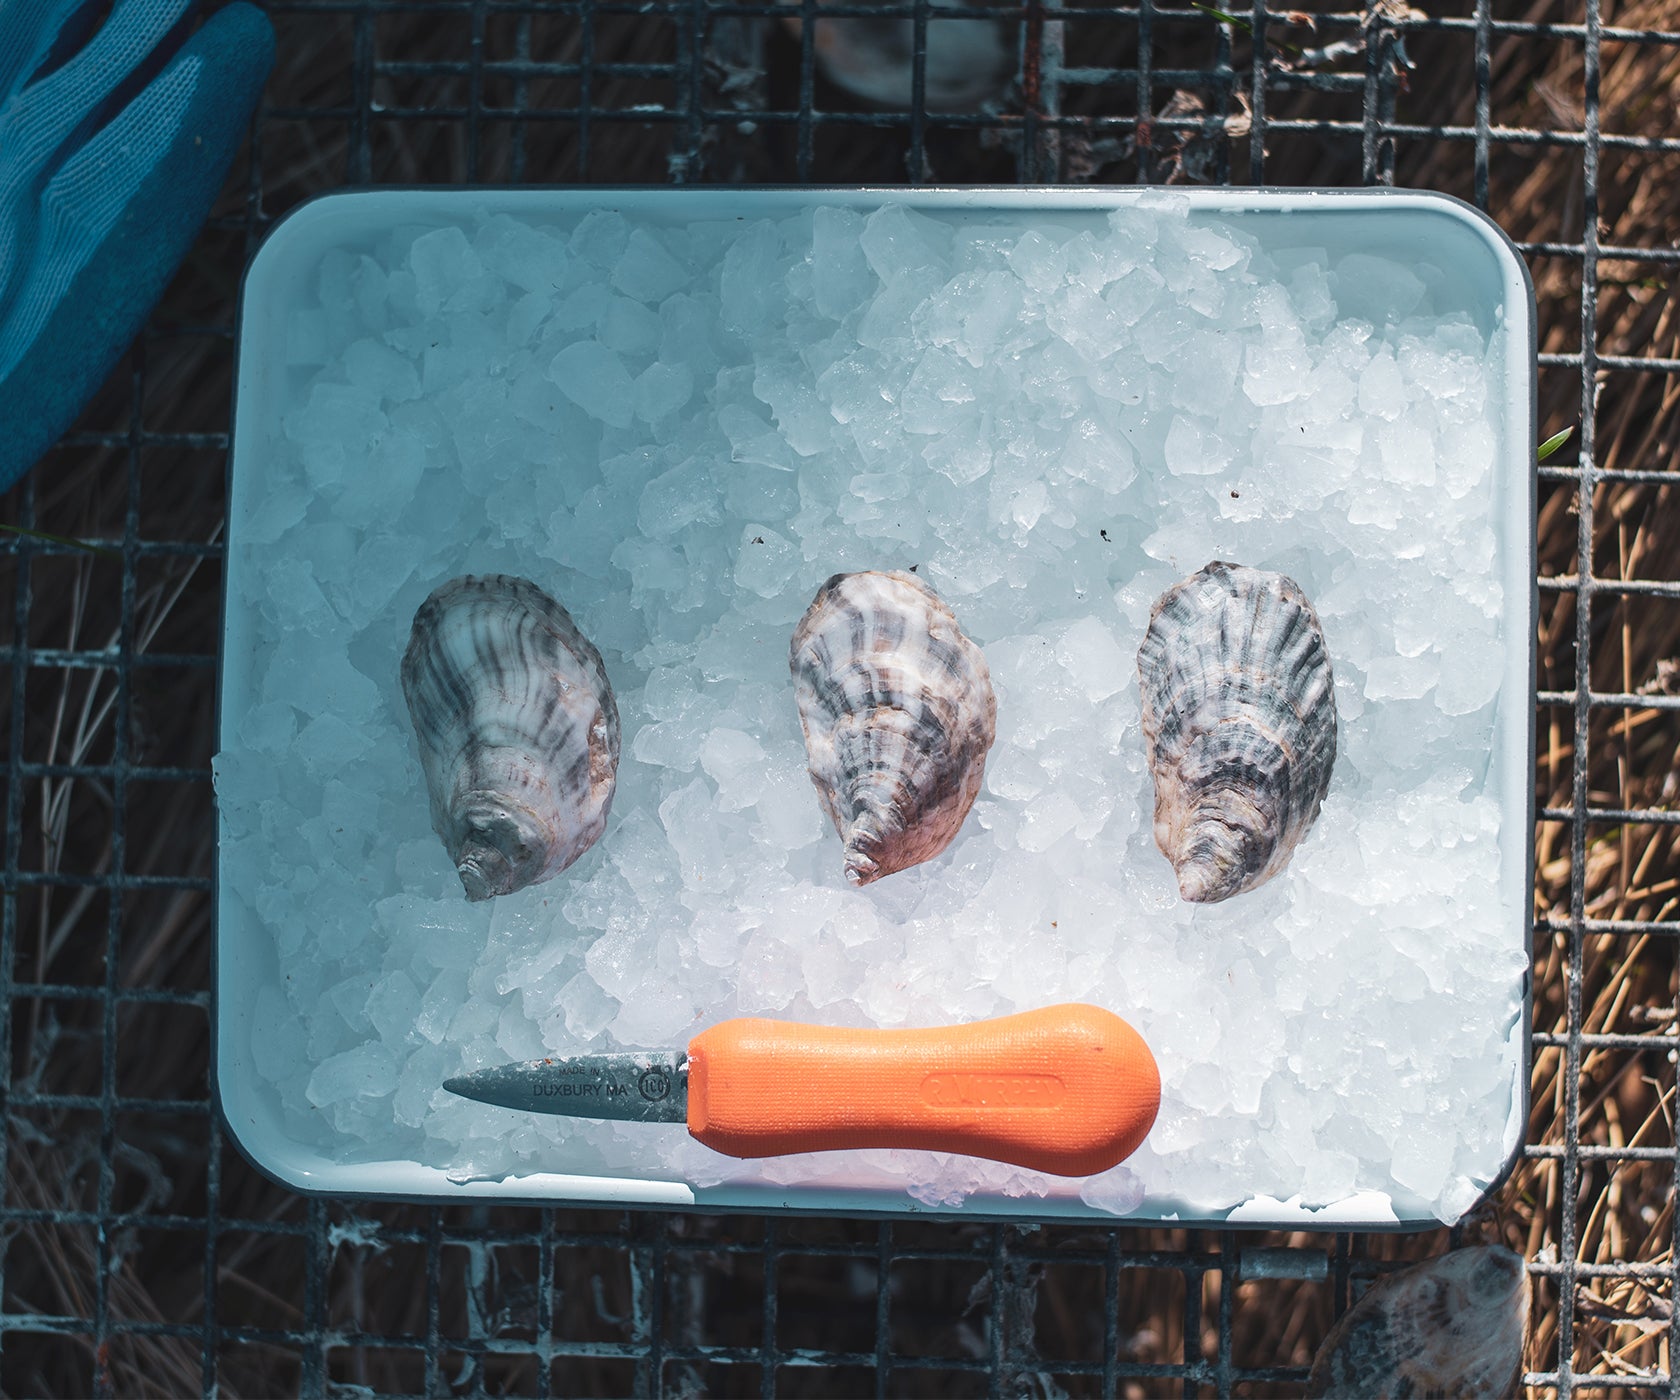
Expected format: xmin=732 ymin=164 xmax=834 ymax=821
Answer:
xmin=217 ymin=197 xmax=1524 ymax=1222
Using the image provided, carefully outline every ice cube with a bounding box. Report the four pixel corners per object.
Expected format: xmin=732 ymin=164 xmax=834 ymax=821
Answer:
xmin=417 ymin=971 xmax=468 ymax=1044
xmin=1079 ymin=1165 xmax=1144 ymax=1216
xmin=1162 ymin=416 xmax=1231 ymax=477
xmin=475 ymin=214 xmax=569 ymax=294
xmin=612 ymin=228 xmax=689 ymax=302
xmin=922 ymin=432 xmax=993 ymax=486
xmin=284 ymin=382 xmax=387 ymax=457
xmin=548 ymin=341 xmax=635 ymax=428
xmin=610 ymin=986 xmax=697 ymax=1046
xmin=1356 ymin=351 xmax=1407 ymax=420
xmin=752 ymin=759 xmax=825 ymax=851
xmin=293 ymin=714 xmax=377 ymax=777
xmin=859 ymin=203 xmax=950 ymax=279
xmin=720 ymin=221 xmax=783 ymax=337
xmin=1390 ymin=1123 xmax=1454 ymax=1201
xmin=1062 ymin=419 xmax=1137 ymax=494
xmin=1434 ymin=641 xmax=1503 ymax=716
xmin=306 ymin=1042 xmax=399 ymax=1106
xmin=660 ymin=778 xmax=730 ymax=892
xmin=343 ymin=338 xmax=421 ymax=404
xmin=556 ymin=282 xmax=613 ymax=331
xmin=732 ymin=525 xmax=800 ymax=599
xmin=365 ymin=971 xmax=422 ymax=1045
xmin=1364 ymin=653 xmax=1441 ymax=701
xmin=348 ymin=532 xmax=420 ymax=617
xmin=393 ymin=1043 xmax=450 ymax=1126
xmin=1334 ymin=252 xmax=1428 ymax=324
xmin=660 ymin=292 xmax=724 ymax=375
xmin=505 ymin=291 xmax=552 ymax=347
xmin=637 ymin=457 xmax=720 ymax=539
xmin=1179 ymin=223 xmax=1246 ymax=272
xmin=1288 ymin=260 xmax=1336 ymax=329
xmin=568 ymin=209 xmax=630 ymax=269
xmin=753 ymin=355 xmax=834 ymax=456
xmin=553 ymin=972 xmax=618 ymax=1041
xmin=811 ymin=206 xmax=875 ymax=319
xmin=899 ymin=348 xmax=977 ymax=435
xmin=1103 ymin=266 xmax=1165 ymax=328
xmin=701 ymin=728 xmax=769 ymax=810
xmin=408 ymin=226 xmax=485 ymax=316
xmin=239 ymin=700 xmax=297 ymax=755
xmin=1301 ymin=1148 xmax=1359 ymax=1207
xmin=1056 ymin=616 xmax=1129 ymax=702
xmin=633 ymin=361 xmax=694 ymax=423
xmin=1007 ymin=230 xmax=1068 ymax=295
xmin=1017 ymin=789 xmax=1081 ymax=853
xmin=1045 ymin=285 xmax=1125 ymax=360
xmin=600 ymin=296 xmax=662 ymax=356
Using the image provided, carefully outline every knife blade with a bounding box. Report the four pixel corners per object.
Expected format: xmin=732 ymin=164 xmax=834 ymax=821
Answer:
xmin=445 ymin=1051 xmax=688 ymax=1123
xmin=443 ymin=1002 xmax=1160 ymax=1177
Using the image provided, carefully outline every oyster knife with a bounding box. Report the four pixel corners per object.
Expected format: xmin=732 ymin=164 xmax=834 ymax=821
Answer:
xmin=444 ymin=1003 xmax=1161 ymax=1177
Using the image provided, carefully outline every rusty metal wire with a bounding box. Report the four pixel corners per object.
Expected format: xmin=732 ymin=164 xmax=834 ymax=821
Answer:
xmin=0 ymin=1 xmax=1672 ymax=1394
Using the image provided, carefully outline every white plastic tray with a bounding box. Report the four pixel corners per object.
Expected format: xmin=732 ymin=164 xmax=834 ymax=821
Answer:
xmin=217 ymin=188 xmax=1534 ymax=1226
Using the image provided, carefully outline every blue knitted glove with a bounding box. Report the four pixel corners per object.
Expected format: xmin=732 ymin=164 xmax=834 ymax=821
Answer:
xmin=0 ymin=0 xmax=274 ymax=494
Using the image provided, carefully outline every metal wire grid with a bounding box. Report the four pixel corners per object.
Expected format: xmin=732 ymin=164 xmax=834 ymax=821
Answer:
xmin=0 ymin=0 xmax=1674 ymax=1394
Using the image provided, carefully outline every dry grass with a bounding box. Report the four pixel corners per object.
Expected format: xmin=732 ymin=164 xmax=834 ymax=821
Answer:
xmin=1399 ymin=1 xmax=1680 ymax=1388
xmin=2 ymin=0 xmax=1678 ymax=1394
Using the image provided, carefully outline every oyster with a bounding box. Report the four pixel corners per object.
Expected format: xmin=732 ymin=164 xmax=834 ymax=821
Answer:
xmin=1307 ymin=1246 xmax=1529 ymax=1399
xmin=401 ymin=575 xmax=620 ymax=901
xmin=790 ymin=570 xmax=996 ymax=886
xmin=778 ymin=0 xmax=1013 ymax=111
xmin=1137 ymin=561 xmax=1336 ymax=903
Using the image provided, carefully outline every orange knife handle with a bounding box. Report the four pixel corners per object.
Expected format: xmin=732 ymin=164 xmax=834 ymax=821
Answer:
xmin=684 ymin=1003 xmax=1160 ymax=1177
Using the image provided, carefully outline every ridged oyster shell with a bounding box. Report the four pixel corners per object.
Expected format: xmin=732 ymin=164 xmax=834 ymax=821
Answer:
xmin=1137 ymin=561 xmax=1336 ymax=904
xmin=401 ymin=575 xmax=620 ymax=901
xmin=790 ymin=570 xmax=997 ymax=886
xmin=1306 ymin=1246 xmax=1529 ymax=1399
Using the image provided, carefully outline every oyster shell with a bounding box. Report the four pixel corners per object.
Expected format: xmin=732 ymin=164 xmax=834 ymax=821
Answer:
xmin=778 ymin=0 xmax=1013 ymax=111
xmin=1137 ymin=561 xmax=1336 ymax=903
xmin=401 ymin=575 xmax=620 ymax=901
xmin=1306 ymin=1246 xmax=1529 ymax=1399
xmin=790 ymin=570 xmax=996 ymax=886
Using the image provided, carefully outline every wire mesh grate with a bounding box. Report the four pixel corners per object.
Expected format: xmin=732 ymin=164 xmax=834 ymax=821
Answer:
xmin=1 ymin=0 xmax=1676 ymax=1394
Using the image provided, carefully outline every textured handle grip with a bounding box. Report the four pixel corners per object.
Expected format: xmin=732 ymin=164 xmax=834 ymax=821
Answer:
xmin=685 ymin=1003 xmax=1160 ymax=1177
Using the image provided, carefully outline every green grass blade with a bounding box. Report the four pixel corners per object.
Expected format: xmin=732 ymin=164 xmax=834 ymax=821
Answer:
xmin=0 ymin=523 xmax=121 ymax=559
xmin=1188 ymin=4 xmax=1301 ymax=54
xmin=1537 ymin=425 xmax=1576 ymax=462
xmin=1190 ymin=2 xmax=1250 ymax=30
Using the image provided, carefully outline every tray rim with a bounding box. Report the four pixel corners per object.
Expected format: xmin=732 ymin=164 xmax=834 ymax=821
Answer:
xmin=215 ymin=183 xmax=1537 ymax=1230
